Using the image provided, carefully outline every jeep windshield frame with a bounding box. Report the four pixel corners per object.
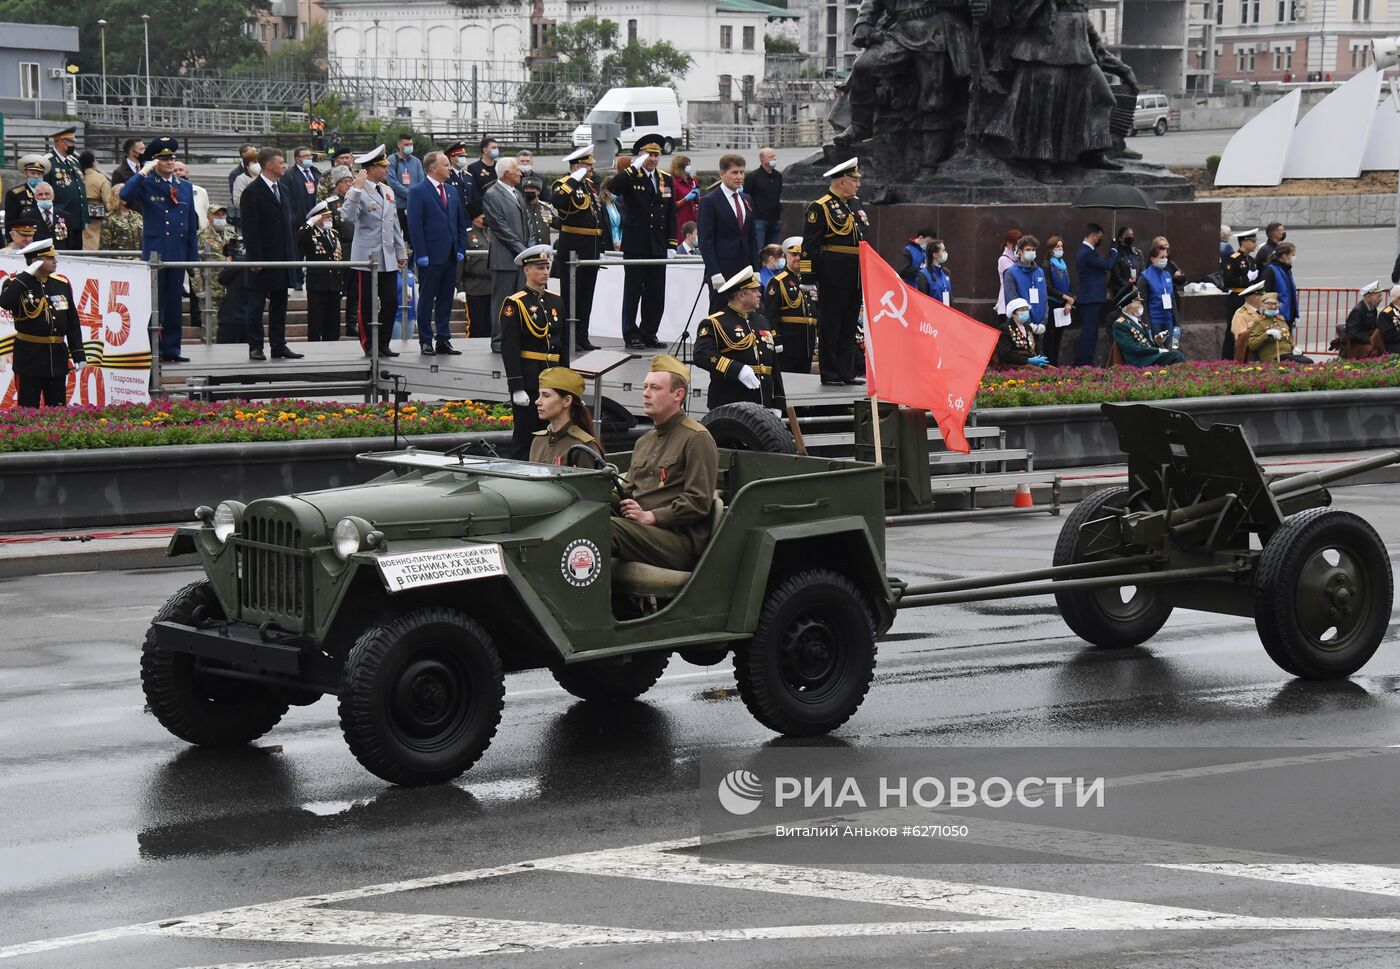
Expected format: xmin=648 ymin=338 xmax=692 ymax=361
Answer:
xmin=358 ymin=450 xmax=601 ymax=479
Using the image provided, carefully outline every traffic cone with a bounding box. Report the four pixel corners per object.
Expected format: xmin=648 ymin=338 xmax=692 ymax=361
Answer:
xmin=1012 ymin=482 xmax=1034 ymax=508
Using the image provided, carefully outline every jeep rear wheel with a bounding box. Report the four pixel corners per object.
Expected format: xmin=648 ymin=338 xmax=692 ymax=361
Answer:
xmin=735 ymin=569 xmax=877 ymax=735
xmin=141 ymin=581 xmax=290 ymax=747
xmin=339 ymin=608 xmax=504 ymax=786
xmin=552 ymin=650 xmax=671 ymax=702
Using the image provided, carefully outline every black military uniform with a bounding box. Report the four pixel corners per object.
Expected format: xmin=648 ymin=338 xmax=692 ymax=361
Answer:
xmin=696 ymin=268 xmax=786 ymax=411
xmin=764 ymin=242 xmax=817 ymax=374
xmin=800 ymin=158 xmax=865 ymax=385
xmin=607 ymin=139 xmax=678 ymax=348
xmin=1375 ymin=302 xmax=1400 ymax=355
xmin=0 ymin=240 xmax=85 ymax=406
xmin=501 ymin=246 xmax=564 ymax=459
xmin=1221 ymin=234 xmax=1260 ymax=358
xmin=443 ymin=142 xmax=476 ymax=208
xmin=552 ymin=147 xmax=603 ymax=355
xmin=45 ymin=129 xmax=86 ymax=252
xmin=4 ymin=155 xmax=48 ymax=236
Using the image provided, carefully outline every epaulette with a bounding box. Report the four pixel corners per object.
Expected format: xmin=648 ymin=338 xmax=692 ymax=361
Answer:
xmin=565 ymin=425 xmax=595 ymax=444
xmin=51 ymin=273 xmax=69 ymax=284
xmin=813 ymin=194 xmax=831 ymax=205
xmin=531 ymin=428 xmax=549 ymax=436
xmin=680 ymin=416 xmax=707 ymax=434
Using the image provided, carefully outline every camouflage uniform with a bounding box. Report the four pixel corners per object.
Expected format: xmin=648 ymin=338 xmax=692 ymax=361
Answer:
xmin=197 ymin=222 xmax=239 ymax=314
xmin=99 ymin=208 xmax=144 ymax=251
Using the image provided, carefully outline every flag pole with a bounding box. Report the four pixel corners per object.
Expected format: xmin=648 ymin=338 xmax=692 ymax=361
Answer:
xmin=869 ymin=394 xmax=883 ymax=467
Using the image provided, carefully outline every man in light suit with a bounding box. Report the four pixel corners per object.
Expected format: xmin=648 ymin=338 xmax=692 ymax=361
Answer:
xmin=482 ymin=157 xmax=534 ymax=354
xmin=407 ymin=150 xmax=468 ymax=355
xmin=239 ymin=147 xmax=305 ymax=361
xmin=339 ymin=145 xmax=407 ymax=358
xmin=697 ymin=152 xmax=756 ymax=311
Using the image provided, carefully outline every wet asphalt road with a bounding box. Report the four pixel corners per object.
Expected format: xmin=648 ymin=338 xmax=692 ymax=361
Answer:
xmin=4 ymin=485 xmax=1400 ymax=968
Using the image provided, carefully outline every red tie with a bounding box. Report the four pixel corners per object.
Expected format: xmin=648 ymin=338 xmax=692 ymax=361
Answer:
xmin=438 ymin=183 xmax=447 ymax=208
xmin=732 ymin=192 xmax=744 ymax=230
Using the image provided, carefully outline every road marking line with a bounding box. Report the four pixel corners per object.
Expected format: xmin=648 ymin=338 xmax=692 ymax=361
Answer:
xmin=1154 ymin=863 xmax=1400 ymax=898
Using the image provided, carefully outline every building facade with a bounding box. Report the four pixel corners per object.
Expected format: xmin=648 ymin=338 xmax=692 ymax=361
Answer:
xmin=322 ymin=0 xmax=797 ymax=124
xmin=1213 ymin=0 xmax=1398 ymax=82
xmin=0 ymin=23 xmax=79 ymax=119
xmin=250 ymin=0 xmax=329 ymax=52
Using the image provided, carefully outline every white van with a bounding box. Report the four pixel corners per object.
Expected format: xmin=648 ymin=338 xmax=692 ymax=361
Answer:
xmin=571 ymin=87 xmax=684 ymax=154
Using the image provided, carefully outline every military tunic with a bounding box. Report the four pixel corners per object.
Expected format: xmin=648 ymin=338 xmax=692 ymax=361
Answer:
xmin=118 ymin=171 xmax=200 ymax=359
xmin=100 ymin=208 xmax=143 ymax=252
xmin=196 ymin=222 xmax=237 ymax=309
xmin=500 ymin=284 xmax=564 ymax=459
xmin=1376 ymin=304 xmax=1400 ymax=356
xmin=763 ymin=267 xmax=817 ymax=374
xmin=0 ymin=270 xmax=85 ymax=406
xmin=45 ymin=148 xmax=86 ymax=251
xmin=1112 ymin=313 xmax=1186 ymax=367
xmin=800 ymin=190 xmax=866 ymax=382
xmin=610 ymin=410 xmax=719 ymax=572
xmin=1220 ymin=247 xmax=1260 ymax=358
xmin=695 ymin=304 xmax=787 ymax=411
xmin=3 ymin=185 xmax=37 ymax=234
xmin=529 ymin=421 xmax=603 ymax=467
xmin=550 ymin=172 xmax=602 ymax=348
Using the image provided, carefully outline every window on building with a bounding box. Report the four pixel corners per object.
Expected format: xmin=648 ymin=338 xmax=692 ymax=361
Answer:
xmin=1352 ymin=44 xmax=1370 ymax=68
xmin=1273 ymin=46 xmax=1293 ymax=69
xmin=1236 ymin=46 xmax=1256 ymax=71
xmin=18 ymin=62 xmax=39 ymax=100
xmin=1352 ymin=0 xmax=1372 ymax=19
xmin=719 ymin=74 xmax=732 ymax=99
xmin=743 ymin=25 xmax=755 ymax=50
xmin=1216 ymin=1 xmax=1224 ymax=24
xmin=628 ymin=18 xmax=637 ymax=43
xmin=720 ymin=25 xmax=733 ymax=50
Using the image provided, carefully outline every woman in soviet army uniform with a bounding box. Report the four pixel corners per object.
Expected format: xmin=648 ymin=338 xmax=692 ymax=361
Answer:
xmin=0 ymin=237 xmax=85 ymax=407
xmin=530 ymin=366 xmax=604 ymax=467
xmin=696 ymin=265 xmax=786 ymax=413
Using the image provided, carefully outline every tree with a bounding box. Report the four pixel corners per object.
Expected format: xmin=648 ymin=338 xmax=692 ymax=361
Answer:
xmin=601 ymin=40 xmax=693 ymax=89
xmin=0 ymin=0 xmax=269 ymax=75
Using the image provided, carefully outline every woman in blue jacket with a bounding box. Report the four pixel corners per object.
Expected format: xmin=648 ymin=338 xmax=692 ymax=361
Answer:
xmin=1137 ymin=240 xmax=1179 ymax=342
xmin=1001 ymin=234 xmax=1048 ymax=330
xmin=1042 ymin=235 xmax=1076 ymax=365
xmin=914 ymin=239 xmax=952 ymax=306
xmin=1266 ymin=242 xmax=1299 ymax=324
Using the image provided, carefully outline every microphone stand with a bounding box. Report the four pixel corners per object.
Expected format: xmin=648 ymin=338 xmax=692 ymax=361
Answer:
xmin=380 ymin=370 xmax=407 ymax=450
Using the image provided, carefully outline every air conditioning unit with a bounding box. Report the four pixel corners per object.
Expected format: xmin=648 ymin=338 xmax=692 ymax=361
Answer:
xmin=48 ymin=68 xmax=64 ymax=79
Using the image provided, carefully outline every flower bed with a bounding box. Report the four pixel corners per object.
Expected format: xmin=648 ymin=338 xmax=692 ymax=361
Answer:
xmin=0 ymin=399 xmax=513 ymax=452
xmin=976 ymin=358 xmax=1400 ymax=409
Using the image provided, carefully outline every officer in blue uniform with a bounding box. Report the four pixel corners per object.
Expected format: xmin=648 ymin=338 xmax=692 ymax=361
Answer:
xmin=119 ymin=136 xmax=200 ymax=363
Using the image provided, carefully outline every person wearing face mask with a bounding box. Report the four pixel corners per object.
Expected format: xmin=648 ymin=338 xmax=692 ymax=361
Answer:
xmin=1108 ymin=225 xmax=1142 ymax=296
xmin=758 ymin=244 xmax=784 ymax=288
xmin=1256 ymin=221 xmax=1286 ymax=267
xmin=197 ymin=203 xmax=238 ymax=327
xmin=766 ymin=236 xmax=817 ymax=374
xmin=467 ymin=136 xmax=500 ymax=198
xmin=298 ymin=199 xmax=344 ymax=342
xmin=441 ymin=141 xmax=477 ymax=208
xmin=743 ymin=147 xmax=783 ymax=252
xmin=669 ymin=154 xmax=700 ymax=230
xmin=317 ymin=148 xmax=356 ymax=201
xmin=993 ymin=229 xmax=1022 ymax=324
xmin=1042 ymin=235 xmax=1076 ymax=366
xmin=1221 ymin=228 xmax=1261 ymax=358
xmin=1137 ymin=241 xmax=1179 ymax=345
xmin=520 ymin=174 xmax=554 ymax=247
xmin=516 ymin=150 xmax=535 ymax=178
xmin=1250 ymin=292 xmax=1312 ymax=363
xmin=1264 ymin=242 xmax=1299 ymax=329
xmin=914 ymin=239 xmax=952 ymax=306
xmin=997 ymin=298 xmax=1046 ymax=367
xmin=1112 ymin=288 xmax=1185 ymax=367
xmin=1341 ymin=281 xmax=1387 ymax=358
xmin=551 ymin=144 xmax=603 ymax=353
xmin=1001 ymin=235 xmax=1049 ymax=341
xmin=31 ymin=182 xmax=69 ymax=247
xmin=45 ymin=127 xmax=86 ymax=251
xmin=80 ymin=150 xmax=111 ymax=251
xmin=6 ymin=155 xmax=50 ymax=233
xmin=387 ymin=133 xmax=425 ymax=237
xmin=677 ymin=221 xmax=700 ymax=256
xmin=897 ymin=228 xmax=935 ymax=285
xmin=1228 ymin=280 xmax=1267 ymax=360
xmin=461 ymin=198 xmax=493 ymax=341
xmin=279 ymin=146 xmax=322 ymax=227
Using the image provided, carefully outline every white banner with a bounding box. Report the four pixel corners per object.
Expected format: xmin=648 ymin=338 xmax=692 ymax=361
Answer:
xmin=0 ymin=253 xmax=152 ymax=409
xmin=585 ymin=256 xmax=712 ymax=343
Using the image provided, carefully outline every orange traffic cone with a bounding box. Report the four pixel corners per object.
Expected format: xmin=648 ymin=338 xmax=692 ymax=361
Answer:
xmin=1012 ymin=482 xmax=1034 ymax=508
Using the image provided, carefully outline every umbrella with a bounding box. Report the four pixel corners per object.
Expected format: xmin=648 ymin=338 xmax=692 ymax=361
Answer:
xmin=1072 ymin=184 xmax=1159 ymax=210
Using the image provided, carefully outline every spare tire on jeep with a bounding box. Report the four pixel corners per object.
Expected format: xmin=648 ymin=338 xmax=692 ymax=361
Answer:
xmin=701 ymin=402 xmax=796 ymax=454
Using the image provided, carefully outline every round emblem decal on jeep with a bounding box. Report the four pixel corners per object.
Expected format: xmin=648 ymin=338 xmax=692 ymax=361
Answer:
xmin=561 ymin=539 xmax=601 ymax=587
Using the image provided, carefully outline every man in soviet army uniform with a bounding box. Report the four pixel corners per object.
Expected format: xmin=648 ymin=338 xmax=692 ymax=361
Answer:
xmin=1220 ymin=227 xmax=1261 ymax=359
xmin=696 ymin=266 xmax=786 ymax=413
xmin=552 ymin=144 xmax=603 ymax=354
xmin=0 ymin=237 xmax=85 ymax=407
xmin=530 ymin=366 xmax=604 ymax=467
xmin=611 ymin=355 xmax=720 ymax=572
xmin=5 ymin=154 xmax=49 ymax=233
xmin=100 ymin=196 xmax=143 ymax=252
xmin=502 ymin=244 xmax=564 ymax=459
xmin=46 ymin=127 xmax=87 ymax=251
xmin=765 ymin=235 xmax=817 ymax=374
xmin=801 ymin=157 xmax=867 ymax=386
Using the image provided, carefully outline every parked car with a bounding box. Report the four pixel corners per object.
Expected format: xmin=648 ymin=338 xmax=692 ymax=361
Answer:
xmin=1130 ymin=92 xmax=1173 ymax=136
xmin=571 ymin=86 xmax=684 ymax=154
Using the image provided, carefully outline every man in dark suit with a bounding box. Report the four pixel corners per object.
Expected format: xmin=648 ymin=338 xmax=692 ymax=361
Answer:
xmin=697 ymin=152 xmax=756 ymax=311
xmin=407 ymin=150 xmax=469 ymax=355
xmin=1073 ymin=222 xmax=1118 ymax=366
xmin=280 ymin=145 xmax=322 ymax=225
xmin=607 ymin=138 xmax=678 ymax=349
xmin=110 ymin=138 xmax=145 ymax=210
xmin=239 ymin=147 xmax=304 ymax=361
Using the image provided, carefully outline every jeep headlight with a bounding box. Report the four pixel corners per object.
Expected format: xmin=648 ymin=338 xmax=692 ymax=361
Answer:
xmin=333 ymin=516 xmax=372 ymax=561
xmin=212 ymin=501 xmax=245 ymax=544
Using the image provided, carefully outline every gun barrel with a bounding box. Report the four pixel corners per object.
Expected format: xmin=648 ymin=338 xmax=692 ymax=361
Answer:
xmin=1269 ymin=451 xmax=1400 ymax=497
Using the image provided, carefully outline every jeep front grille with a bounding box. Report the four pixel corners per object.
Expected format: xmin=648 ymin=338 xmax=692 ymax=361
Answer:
xmin=237 ymin=514 xmax=312 ymax=626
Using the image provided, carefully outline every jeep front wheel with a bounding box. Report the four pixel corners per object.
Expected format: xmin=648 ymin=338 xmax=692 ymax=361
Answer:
xmin=735 ymin=569 xmax=877 ymax=735
xmin=338 ymin=608 xmax=505 ymax=786
xmin=552 ymin=651 xmax=670 ymax=702
xmin=141 ymin=581 xmax=290 ymax=747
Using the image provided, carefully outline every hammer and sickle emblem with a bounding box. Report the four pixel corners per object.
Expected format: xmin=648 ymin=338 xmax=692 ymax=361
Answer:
xmin=870 ymin=287 xmax=910 ymax=329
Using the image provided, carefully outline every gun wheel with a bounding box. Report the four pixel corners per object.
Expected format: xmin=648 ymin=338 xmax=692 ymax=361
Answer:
xmin=551 ymin=651 xmax=670 ymax=702
xmin=141 ymin=581 xmax=289 ymax=747
xmin=339 ymin=608 xmax=504 ymax=785
xmin=735 ymin=569 xmax=877 ymax=736
xmin=1053 ymin=488 xmax=1173 ymax=648
xmin=1254 ymin=509 xmax=1391 ymax=680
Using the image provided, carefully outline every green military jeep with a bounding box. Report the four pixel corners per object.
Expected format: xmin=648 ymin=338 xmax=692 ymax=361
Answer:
xmin=147 ymin=447 xmax=894 ymax=785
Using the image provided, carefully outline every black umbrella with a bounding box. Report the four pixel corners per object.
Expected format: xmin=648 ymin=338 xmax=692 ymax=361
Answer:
xmin=1072 ymin=184 xmax=1159 ymax=210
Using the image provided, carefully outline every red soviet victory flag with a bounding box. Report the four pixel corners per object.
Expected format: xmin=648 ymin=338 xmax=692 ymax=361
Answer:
xmin=859 ymin=241 xmax=999 ymax=453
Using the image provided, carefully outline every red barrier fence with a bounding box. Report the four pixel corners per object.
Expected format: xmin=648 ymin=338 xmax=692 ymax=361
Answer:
xmin=1294 ymin=288 xmax=1357 ymax=357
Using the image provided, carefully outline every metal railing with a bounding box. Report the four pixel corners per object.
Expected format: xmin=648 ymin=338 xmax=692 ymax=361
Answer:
xmin=683 ymin=121 xmax=825 ymax=149
xmin=1295 ymin=287 xmax=1358 ymax=357
xmin=74 ymin=73 xmax=327 ymax=110
xmin=77 ymin=102 xmax=308 ymax=134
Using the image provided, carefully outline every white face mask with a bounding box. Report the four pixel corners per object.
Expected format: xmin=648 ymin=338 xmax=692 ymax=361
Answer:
xmin=1052 ymin=248 xmax=1064 ymax=259
xmin=1022 ymin=250 xmax=1037 ymax=263
xmin=519 ymin=164 xmax=532 ymax=174
xmin=211 ymin=217 xmax=227 ymax=229
xmin=938 ymin=250 xmax=949 ymax=265
xmin=248 ymin=162 xmax=261 ymax=177
xmin=453 ymin=156 xmax=469 ymax=170
xmin=1153 ymin=257 xmax=1169 ymax=269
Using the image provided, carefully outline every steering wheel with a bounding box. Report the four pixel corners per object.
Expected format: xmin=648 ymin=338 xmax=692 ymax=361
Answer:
xmin=565 ymin=444 xmax=628 ymax=499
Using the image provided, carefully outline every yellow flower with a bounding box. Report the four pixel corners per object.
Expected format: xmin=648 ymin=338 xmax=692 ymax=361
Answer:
xmin=256 ymin=417 xmax=266 ymax=424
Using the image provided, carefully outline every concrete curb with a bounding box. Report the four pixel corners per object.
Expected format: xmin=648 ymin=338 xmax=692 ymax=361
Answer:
xmin=0 ymin=542 xmax=184 ymax=579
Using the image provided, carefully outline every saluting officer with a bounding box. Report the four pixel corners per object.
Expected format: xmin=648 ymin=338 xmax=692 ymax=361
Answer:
xmin=0 ymin=237 xmax=85 ymax=407
xmin=552 ymin=144 xmax=603 ymax=354
xmin=45 ymin=127 xmax=86 ymax=251
xmin=530 ymin=367 xmax=604 ymax=467
xmin=502 ymin=244 xmax=564 ymax=459
xmin=118 ymin=136 xmax=200 ymax=364
xmin=801 ymin=157 xmax=867 ymax=386
xmin=340 ymin=145 xmax=408 ymax=358
xmin=1221 ymin=227 xmax=1261 ymax=359
xmin=696 ymin=266 xmax=786 ymax=413
xmin=764 ymin=235 xmax=817 ymax=374
xmin=607 ymin=138 xmax=678 ymax=349
xmin=5 ymin=154 xmax=49 ymax=233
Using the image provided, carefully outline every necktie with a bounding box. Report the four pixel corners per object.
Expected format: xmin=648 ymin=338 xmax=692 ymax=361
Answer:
xmin=732 ymin=192 xmax=744 ymax=230
xmin=272 ymin=182 xmax=281 ymax=204
xmin=439 ymin=183 xmax=447 ymax=208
